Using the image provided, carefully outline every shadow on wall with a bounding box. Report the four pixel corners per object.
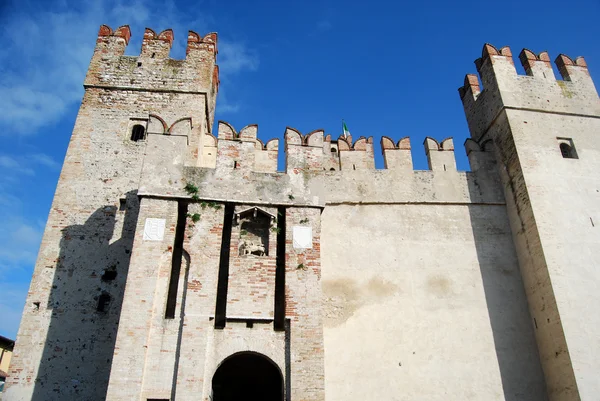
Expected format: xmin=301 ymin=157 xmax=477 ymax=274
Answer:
xmin=466 ymin=176 xmax=548 ymax=401
xmin=31 ymin=191 xmax=139 ymax=401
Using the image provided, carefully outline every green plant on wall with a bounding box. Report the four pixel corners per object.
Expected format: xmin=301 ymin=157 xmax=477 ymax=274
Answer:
xmin=187 ymin=213 xmax=201 ymax=223
xmin=184 ymin=183 xmax=222 ymax=209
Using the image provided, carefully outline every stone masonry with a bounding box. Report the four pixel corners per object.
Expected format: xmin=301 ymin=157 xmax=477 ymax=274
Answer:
xmin=4 ymin=24 xmax=599 ymax=401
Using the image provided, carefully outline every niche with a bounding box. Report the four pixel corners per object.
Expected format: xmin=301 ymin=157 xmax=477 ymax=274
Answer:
xmin=235 ymin=207 xmax=275 ymax=257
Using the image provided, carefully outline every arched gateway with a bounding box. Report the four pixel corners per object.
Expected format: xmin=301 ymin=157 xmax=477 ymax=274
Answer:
xmin=212 ymin=352 xmax=283 ymax=401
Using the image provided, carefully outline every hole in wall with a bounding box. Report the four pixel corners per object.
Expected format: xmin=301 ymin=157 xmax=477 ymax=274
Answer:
xmin=101 ymin=268 xmax=117 ymax=281
xmin=131 ymin=124 xmax=146 ymax=142
xmin=97 ymin=292 xmax=111 ymax=312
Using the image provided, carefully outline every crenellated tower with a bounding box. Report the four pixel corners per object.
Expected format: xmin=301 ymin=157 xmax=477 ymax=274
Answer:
xmin=5 ymin=25 xmax=219 ymax=401
xmin=459 ymin=44 xmax=600 ymax=401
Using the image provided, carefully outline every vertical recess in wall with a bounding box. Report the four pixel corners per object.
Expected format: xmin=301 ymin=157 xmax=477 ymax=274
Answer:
xmin=215 ymin=203 xmax=234 ymax=329
xmin=165 ymin=202 xmax=188 ymax=319
xmin=274 ymin=206 xmax=287 ymax=331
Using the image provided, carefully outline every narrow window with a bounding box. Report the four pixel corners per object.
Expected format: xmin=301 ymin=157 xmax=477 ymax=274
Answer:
xmin=131 ymin=124 xmax=146 ymax=142
xmin=560 ymin=143 xmax=573 ymax=158
xmin=97 ymin=293 xmax=111 ymax=312
xmin=233 ymin=161 xmax=238 ymax=169
xmin=558 ymin=138 xmax=578 ymax=159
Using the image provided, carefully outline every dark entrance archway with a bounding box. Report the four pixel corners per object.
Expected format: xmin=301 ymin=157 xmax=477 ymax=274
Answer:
xmin=212 ymin=352 xmax=283 ymax=401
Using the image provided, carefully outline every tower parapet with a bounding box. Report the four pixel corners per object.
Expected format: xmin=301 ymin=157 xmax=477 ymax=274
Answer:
xmin=85 ymin=25 xmax=219 ymax=129
xmin=459 ymin=44 xmax=600 ymax=141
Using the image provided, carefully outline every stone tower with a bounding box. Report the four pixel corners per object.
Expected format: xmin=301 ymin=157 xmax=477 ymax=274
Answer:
xmin=4 ymin=25 xmax=219 ymax=400
xmin=460 ymin=45 xmax=600 ymax=401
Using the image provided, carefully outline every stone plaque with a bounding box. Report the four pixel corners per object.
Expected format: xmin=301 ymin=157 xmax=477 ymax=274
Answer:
xmin=143 ymin=218 xmax=166 ymax=241
xmin=293 ymin=226 xmax=313 ymax=249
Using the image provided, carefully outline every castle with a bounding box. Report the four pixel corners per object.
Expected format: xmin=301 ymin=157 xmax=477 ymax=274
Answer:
xmin=3 ymin=24 xmax=600 ymax=401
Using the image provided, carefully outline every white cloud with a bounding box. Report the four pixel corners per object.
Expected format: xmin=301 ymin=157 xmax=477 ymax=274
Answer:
xmin=0 ymin=153 xmax=59 ymax=179
xmin=0 ymin=156 xmax=35 ymax=176
xmin=218 ymin=41 xmax=259 ymax=76
xmin=0 ymin=218 xmax=43 ymax=272
xmin=0 ymin=0 xmax=258 ymax=134
xmin=28 ymin=153 xmax=61 ymax=169
xmin=0 ymin=284 xmax=29 ymax=339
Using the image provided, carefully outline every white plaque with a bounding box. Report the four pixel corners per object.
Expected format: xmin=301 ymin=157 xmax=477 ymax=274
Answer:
xmin=293 ymin=226 xmax=313 ymax=249
xmin=143 ymin=218 xmax=166 ymax=241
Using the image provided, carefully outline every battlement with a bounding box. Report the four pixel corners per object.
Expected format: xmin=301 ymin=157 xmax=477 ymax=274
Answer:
xmin=84 ymin=25 xmax=219 ymax=97
xmin=459 ymin=44 xmax=600 ymax=140
xmin=192 ymin=121 xmax=496 ymax=175
xmin=139 ymin=124 xmax=503 ymax=208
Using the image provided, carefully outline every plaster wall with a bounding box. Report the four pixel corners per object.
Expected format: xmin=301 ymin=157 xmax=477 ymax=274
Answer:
xmin=503 ymin=109 xmax=600 ymax=401
xmin=321 ymin=203 xmax=547 ymax=401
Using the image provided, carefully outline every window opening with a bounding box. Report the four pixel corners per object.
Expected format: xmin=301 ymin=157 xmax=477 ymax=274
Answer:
xmin=558 ymin=138 xmax=578 ymax=159
xmin=131 ymin=124 xmax=146 ymax=142
xmin=97 ymin=292 xmax=111 ymax=312
xmin=560 ymin=143 xmax=574 ymax=158
xmin=331 ymin=148 xmax=337 ymax=153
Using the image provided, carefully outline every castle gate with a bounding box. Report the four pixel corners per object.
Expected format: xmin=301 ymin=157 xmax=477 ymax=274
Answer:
xmin=211 ymin=352 xmax=283 ymax=401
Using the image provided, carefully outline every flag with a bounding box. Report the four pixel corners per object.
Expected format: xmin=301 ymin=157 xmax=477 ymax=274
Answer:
xmin=342 ymin=120 xmax=350 ymax=138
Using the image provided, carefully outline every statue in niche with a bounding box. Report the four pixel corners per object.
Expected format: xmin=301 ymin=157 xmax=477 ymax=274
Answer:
xmin=235 ymin=207 xmax=275 ymax=257
xmin=239 ymin=240 xmax=266 ymax=256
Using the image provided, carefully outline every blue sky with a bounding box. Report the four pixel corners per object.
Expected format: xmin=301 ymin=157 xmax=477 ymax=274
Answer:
xmin=0 ymin=0 xmax=598 ymax=339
